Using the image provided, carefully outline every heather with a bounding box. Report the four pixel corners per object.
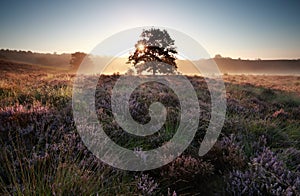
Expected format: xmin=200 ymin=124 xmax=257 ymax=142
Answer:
xmin=0 ymin=66 xmax=299 ymax=195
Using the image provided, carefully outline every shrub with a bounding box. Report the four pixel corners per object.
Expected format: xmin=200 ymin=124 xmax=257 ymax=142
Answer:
xmin=160 ymin=155 xmax=214 ymax=180
xmin=135 ymin=174 xmax=159 ymax=195
xmin=204 ymin=134 xmax=246 ymax=171
xmin=227 ymin=147 xmax=300 ymax=195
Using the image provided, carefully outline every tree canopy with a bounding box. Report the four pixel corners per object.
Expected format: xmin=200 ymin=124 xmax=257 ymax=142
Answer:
xmin=70 ymin=52 xmax=87 ymax=67
xmin=128 ymin=28 xmax=178 ymax=75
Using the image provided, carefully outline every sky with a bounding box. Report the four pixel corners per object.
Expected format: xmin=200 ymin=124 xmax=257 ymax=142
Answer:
xmin=0 ymin=0 xmax=299 ymax=59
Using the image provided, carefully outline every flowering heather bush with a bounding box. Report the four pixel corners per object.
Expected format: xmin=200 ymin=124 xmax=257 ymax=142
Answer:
xmin=226 ymin=98 xmax=247 ymax=114
xmin=0 ymin=104 xmax=136 ymax=195
xmin=160 ymin=155 xmax=214 ymax=180
xmin=156 ymin=155 xmax=216 ymax=195
xmin=0 ymin=69 xmax=299 ymax=195
xmin=227 ymin=147 xmax=300 ymax=195
xmin=136 ymin=174 xmax=159 ymax=195
xmin=204 ymin=134 xmax=246 ymax=171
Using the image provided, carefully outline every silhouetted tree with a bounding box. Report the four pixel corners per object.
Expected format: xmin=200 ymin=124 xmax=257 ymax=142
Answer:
xmin=127 ymin=28 xmax=178 ymax=75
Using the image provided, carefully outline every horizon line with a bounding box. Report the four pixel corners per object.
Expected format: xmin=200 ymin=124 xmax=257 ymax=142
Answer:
xmin=1 ymin=48 xmax=299 ymax=61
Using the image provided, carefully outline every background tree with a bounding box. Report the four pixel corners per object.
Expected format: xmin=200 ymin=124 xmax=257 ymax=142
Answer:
xmin=70 ymin=52 xmax=94 ymax=72
xmin=127 ymin=28 xmax=178 ymax=75
xmin=214 ymin=54 xmax=222 ymax=59
xmin=125 ymin=68 xmax=135 ymax=76
xmin=70 ymin=52 xmax=87 ymax=67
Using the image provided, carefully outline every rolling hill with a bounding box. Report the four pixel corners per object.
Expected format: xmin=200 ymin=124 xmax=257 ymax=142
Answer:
xmin=0 ymin=49 xmax=299 ymax=75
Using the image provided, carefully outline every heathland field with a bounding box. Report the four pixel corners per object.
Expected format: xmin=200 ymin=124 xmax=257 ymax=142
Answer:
xmin=0 ymin=59 xmax=299 ymax=195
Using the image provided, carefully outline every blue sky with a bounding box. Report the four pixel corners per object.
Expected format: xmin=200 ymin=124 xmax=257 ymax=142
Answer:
xmin=0 ymin=0 xmax=299 ymax=59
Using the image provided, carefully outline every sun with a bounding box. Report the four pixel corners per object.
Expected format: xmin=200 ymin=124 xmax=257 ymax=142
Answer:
xmin=137 ymin=43 xmax=145 ymax=51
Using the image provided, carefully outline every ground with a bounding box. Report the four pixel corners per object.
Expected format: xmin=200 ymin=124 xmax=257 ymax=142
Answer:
xmin=0 ymin=60 xmax=299 ymax=195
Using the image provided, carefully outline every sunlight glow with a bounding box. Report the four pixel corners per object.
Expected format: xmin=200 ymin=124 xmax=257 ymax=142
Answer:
xmin=137 ymin=44 xmax=145 ymax=51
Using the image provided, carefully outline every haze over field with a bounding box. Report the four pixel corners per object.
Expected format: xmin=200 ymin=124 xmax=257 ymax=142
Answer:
xmin=97 ymin=57 xmax=300 ymax=75
xmin=1 ymin=49 xmax=299 ymax=75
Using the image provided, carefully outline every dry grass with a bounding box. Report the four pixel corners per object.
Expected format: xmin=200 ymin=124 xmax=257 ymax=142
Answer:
xmin=223 ymin=74 xmax=300 ymax=96
xmin=0 ymin=60 xmax=299 ymax=195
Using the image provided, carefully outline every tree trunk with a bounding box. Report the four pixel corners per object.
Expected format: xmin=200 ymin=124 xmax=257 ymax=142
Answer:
xmin=153 ymin=64 xmax=157 ymax=75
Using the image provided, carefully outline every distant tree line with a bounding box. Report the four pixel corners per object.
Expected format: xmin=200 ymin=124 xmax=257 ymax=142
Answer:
xmin=0 ymin=49 xmax=92 ymax=68
xmin=0 ymin=49 xmax=70 ymax=67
